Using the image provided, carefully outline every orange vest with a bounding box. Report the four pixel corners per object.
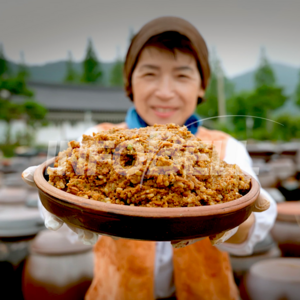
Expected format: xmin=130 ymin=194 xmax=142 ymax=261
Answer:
xmin=85 ymin=123 xmax=239 ymax=300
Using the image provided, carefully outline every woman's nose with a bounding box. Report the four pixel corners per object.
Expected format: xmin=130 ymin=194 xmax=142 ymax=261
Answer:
xmin=155 ymin=76 xmax=175 ymax=100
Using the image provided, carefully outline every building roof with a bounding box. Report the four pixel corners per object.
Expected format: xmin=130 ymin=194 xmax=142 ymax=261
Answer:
xmin=27 ymin=81 xmax=133 ymax=112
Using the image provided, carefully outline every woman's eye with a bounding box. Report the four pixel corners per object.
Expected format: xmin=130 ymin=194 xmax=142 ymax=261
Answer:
xmin=178 ymin=74 xmax=188 ymax=78
xmin=144 ymin=73 xmax=155 ymax=77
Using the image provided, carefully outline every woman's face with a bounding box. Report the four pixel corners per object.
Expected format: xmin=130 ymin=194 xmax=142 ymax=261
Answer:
xmin=131 ymin=46 xmax=205 ymax=126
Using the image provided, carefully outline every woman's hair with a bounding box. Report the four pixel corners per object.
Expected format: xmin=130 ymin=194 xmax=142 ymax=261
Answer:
xmin=143 ymin=31 xmax=199 ymax=57
xmin=123 ymin=17 xmax=210 ymax=105
xmin=135 ymin=31 xmax=204 ymax=92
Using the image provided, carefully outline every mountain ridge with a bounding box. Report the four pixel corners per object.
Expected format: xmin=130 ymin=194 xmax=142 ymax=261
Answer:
xmin=8 ymin=60 xmax=299 ymax=95
xmin=231 ymin=62 xmax=299 ymax=95
xmin=7 ymin=60 xmax=115 ymax=86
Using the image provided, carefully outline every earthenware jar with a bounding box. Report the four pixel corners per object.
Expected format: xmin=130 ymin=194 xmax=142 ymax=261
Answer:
xmin=22 ymin=228 xmax=94 ymax=300
xmin=230 ymin=234 xmax=281 ymax=288
xmin=230 ymin=234 xmax=280 ymax=274
xmin=0 ymin=204 xmax=44 ymax=299
xmin=242 ymin=258 xmax=300 ymax=300
xmin=270 ymin=201 xmax=300 ymax=257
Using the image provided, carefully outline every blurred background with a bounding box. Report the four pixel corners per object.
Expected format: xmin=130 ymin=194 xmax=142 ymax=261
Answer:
xmin=0 ymin=1 xmax=300 ymax=299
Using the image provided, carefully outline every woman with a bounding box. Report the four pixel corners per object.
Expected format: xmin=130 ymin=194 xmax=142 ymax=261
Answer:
xmin=23 ymin=16 xmax=276 ymax=300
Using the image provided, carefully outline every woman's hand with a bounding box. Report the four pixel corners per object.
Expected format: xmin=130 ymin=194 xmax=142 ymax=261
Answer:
xmin=22 ymin=165 xmax=102 ymax=245
xmin=172 ymin=193 xmax=271 ymax=248
xmin=252 ymin=193 xmax=271 ymax=213
xmin=171 ymin=227 xmax=239 ymax=248
xmin=224 ymin=193 xmax=270 ymax=245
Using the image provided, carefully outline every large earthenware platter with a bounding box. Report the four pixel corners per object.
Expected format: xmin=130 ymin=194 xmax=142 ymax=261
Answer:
xmin=34 ymin=158 xmax=260 ymax=241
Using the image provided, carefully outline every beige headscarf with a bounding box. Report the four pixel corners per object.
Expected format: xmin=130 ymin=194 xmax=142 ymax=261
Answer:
xmin=124 ymin=16 xmax=210 ymax=102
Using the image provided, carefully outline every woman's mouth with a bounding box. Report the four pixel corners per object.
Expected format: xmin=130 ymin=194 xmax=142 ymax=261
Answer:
xmin=152 ymin=107 xmax=177 ymax=118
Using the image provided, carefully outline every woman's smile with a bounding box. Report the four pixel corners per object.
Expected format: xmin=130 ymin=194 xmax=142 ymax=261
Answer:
xmin=151 ymin=106 xmax=178 ymax=118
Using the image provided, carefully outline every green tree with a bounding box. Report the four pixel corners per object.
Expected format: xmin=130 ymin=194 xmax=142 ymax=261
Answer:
xmin=226 ymin=48 xmax=287 ymax=140
xmin=295 ymin=69 xmax=300 ymax=107
xmin=251 ymin=50 xmax=286 ymax=131
xmin=64 ymin=51 xmax=78 ymax=83
xmin=226 ymin=91 xmax=251 ymax=138
xmin=196 ymin=55 xmax=234 ymax=118
xmin=254 ymin=48 xmax=276 ymax=88
xmin=17 ymin=51 xmax=30 ymax=80
xmin=22 ymin=100 xmax=48 ymax=145
xmin=0 ymin=99 xmax=23 ymax=144
xmin=0 ymin=50 xmax=32 ymax=98
xmin=110 ymin=59 xmax=123 ymax=86
xmin=0 ymin=47 xmax=47 ymax=155
xmin=110 ymin=48 xmax=123 ymax=87
xmin=0 ymin=76 xmax=33 ymax=98
xmin=271 ymin=114 xmax=300 ymax=141
xmin=23 ymin=100 xmax=48 ymax=127
xmin=81 ymin=39 xmax=102 ymax=83
xmin=227 ymin=86 xmax=287 ymax=137
xmin=0 ymin=44 xmax=9 ymax=77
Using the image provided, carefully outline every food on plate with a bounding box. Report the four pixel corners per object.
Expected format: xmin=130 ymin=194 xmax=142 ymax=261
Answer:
xmin=47 ymin=124 xmax=250 ymax=207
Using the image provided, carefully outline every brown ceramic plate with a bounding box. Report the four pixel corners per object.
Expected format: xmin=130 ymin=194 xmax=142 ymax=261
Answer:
xmin=34 ymin=158 xmax=260 ymax=241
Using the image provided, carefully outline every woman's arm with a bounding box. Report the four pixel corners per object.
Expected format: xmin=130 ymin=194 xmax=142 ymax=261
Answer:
xmin=217 ymin=138 xmax=277 ymax=255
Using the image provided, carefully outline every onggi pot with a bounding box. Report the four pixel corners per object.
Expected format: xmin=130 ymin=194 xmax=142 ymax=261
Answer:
xmin=0 ymin=193 xmax=44 ymax=299
xmin=242 ymin=258 xmax=300 ymax=300
xmin=270 ymin=201 xmax=300 ymax=257
xmin=22 ymin=228 xmax=94 ymax=300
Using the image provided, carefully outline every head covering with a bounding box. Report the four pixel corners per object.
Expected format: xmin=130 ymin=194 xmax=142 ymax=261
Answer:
xmin=124 ymin=16 xmax=210 ymax=103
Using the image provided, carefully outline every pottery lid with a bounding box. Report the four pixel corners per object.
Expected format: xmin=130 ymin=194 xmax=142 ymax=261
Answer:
xmin=0 ymin=206 xmax=44 ymax=237
xmin=0 ymin=187 xmax=28 ymax=204
xmin=250 ymin=258 xmax=300 ymax=282
xmin=30 ymin=228 xmax=93 ymax=255
xmin=276 ymin=201 xmax=300 ymax=223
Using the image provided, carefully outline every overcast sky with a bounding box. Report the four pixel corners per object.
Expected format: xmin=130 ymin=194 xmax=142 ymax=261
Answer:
xmin=0 ymin=0 xmax=299 ymax=77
